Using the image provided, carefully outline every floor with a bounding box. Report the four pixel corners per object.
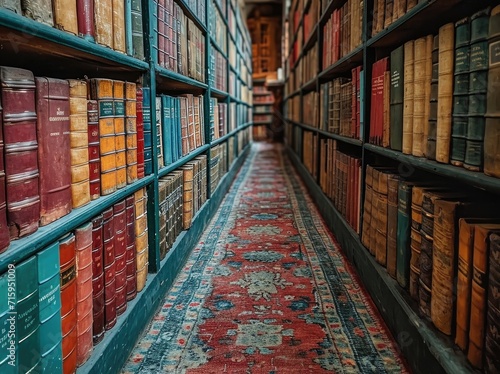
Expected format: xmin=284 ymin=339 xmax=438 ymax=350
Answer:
xmin=121 ymin=142 xmax=408 ymax=373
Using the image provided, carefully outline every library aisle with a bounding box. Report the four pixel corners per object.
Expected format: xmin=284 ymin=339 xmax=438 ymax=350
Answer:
xmin=122 ymin=142 xmax=408 ymax=373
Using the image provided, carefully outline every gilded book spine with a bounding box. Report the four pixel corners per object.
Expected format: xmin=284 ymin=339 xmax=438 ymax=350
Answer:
xmin=125 ymin=82 xmax=138 ymax=184
xmin=87 ymin=100 xmax=100 ymax=200
xmin=114 ymin=81 xmax=126 ymax=189
xmin=134 ymin=187 xmax=148 ymax=292
xmin=125 ymin=195 xmax=137 ymax=301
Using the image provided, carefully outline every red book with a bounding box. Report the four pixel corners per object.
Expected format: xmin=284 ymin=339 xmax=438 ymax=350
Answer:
xmin=0 ymin=103 xmax=10 ymax=252
xmin=113 ymin=200 xmax=127 ymax=316
xmin=75 ymin=222 xmax=93 ymax=366
xmin=102 ymin=207 xmax=116 ymax=330
xmin=88 ymin=100 xmax=100 ymax=199
xmin=76 ymin=0 xmax=95 ymax=41
xmin=136 ymin=87 xmax=145 ymax=179
xmin=333 ymin=9 xmax=340 ymax=63
xmin=371 ymin=58 xmax=389 ymax=145
xmin=91 ymin=214 xmax=105 ymax=344
xmin=35 ymin=77 xmax=72 ymax=226
xmin=0 ymin=67 xmax=40 ymax=239
xmin=125 ymin=195 xmax=137 ymax=301
xmin=59 ymin=233 xmax=77 ymax=374
xmin=158 ymin=0 xmax=165 ymax=67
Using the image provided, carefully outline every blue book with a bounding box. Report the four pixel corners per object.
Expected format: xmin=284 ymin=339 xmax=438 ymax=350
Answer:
xmin=175 ymin=97 xmax=182 ymax=160
xmin=161 ymin=95 xmax=173 ymax=166
xmin=143 ymin=87 xmax=153 ymax=175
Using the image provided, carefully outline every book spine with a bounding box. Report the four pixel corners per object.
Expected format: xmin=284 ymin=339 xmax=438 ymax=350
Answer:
xmin=114 ymin=200 xmax=128 ymax=316
xmin=136 ymin=87 xmax=145 ymax=178
xmin=413 ymin=37 xmax=427 ymax=157
xmin=126 ymin=195 xmax=137 ymax=301
xmin=125 ymin=82 xmax=138 ymax=184
xmin=410 ymin=186 xmax=424 ymax=300
xmin=142 ymin=87 xmax=153 ymax=175
xmin=112 ymin=0 xmax=126 ymax=52
xmin=130 ymin=0 xmax=145 ymax=59
xmin=387 ymin=175 xmax=399 ymax=278
xmin=0 ymin=102 xmax=10 ymax=252
xmin=418 ymin=193 xmax=435 ymax=319
xmin=390 ymin=45 xmax=404 ymax=151
xmin=102 ymin=207 xmax=116 ymax=331
xmin=94 ymin=0 xmax=113 ymax=48
xmin=485 ymin=232 xmax=500 ymax=373
xmin=76 ymin=0 xmax=95 ymax=41
xmin=91 ymin=214 xmax=105 ymax=344
xmin=402 ymin=40 xmax=415 ymax=154
xmin=53 ymin=0 xmax=78 ymax=34
xmin=21 ymin=0 xmax=53 ymax=26
xmin=422 ymin=34 xmax=433 ymax=157
xmin=426 ymin=34 xmax=439 ymax=160
xmin=135 ymin=187 xmax=148 ymax=292
xmin=87 ymin=100 xmax=101 ymax=200
xmin=114 ymin=81 xmax=127 ymax=189
xmin=396 ymin=181 xmax=412 ymax=288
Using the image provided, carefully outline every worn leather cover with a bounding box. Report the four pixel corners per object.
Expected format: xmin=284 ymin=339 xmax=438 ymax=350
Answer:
xmin=125 ymin=82 xmax=138 ymax=184
xmin=0 ymin=0 xmax=21 ymax=13
xmin=0 ymin=105 xmax=9 ymax=252
xmin=136 ymin=87 xmax=145 ymax=178
xmin=142 ymin=87 xmax=152 ymax=175
xmin=136 ymin=263 xmax=147 ymax=293
xmin=412 ymin=37 xmax=427 ymax=157
xmin=1 ymin=67 xmax=40 ymax=239
xmin=76 ymin=0 xmax=95 ymax=40
xmin=92 ymin=288 xmax=105 ymax=344
xmin=112 ymin=0 xmax=126 ymax=52
xmin=53 ymin=0 xmax=78 ymax=34
xmin=94 ymin=0 xmax=113 ymax=48
xmin=87 ymin=100 xmax=100 ymax=200
xmin=114 ymin=200 xmax=127 ymax=257
xmin=485 ymin=232 xmax=500 ymax=373
xmin=21 ymin=0 xmax=53 ymax=26
xmin=182 ymin=163 xmax=194 ymax=229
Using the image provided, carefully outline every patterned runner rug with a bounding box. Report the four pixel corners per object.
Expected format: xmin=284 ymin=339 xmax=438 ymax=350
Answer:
xmin=122 ymin=143 xmax=409 ymax=373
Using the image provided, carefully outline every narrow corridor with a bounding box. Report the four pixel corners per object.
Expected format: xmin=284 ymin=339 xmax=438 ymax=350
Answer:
xmin=122 ymin=143 xmax=408 ymax=373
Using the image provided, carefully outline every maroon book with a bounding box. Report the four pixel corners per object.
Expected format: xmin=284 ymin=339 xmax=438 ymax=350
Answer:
xmin=125 ymin=195 xmax=137 ymax=301
xmin=91 ymin=213 xmax=105 ymax=344
xmin=76 ymin=0 xmax=95 ymax=41
xmin=114 ymin=199 xmax=127 ymax=316
xmin=102 ymin=206 xmax=116 ymax=330
xmin=0 ymin=104 xmax=10 ymax=252
xmin=35 ymin=77 xmax=72 ymax=226
xmin=0 ymin=66 xmax=40 ymax=239
xmin=88 ymin=100 xmax=100 ymax=200
xmin=136 ymin=87 xmax=145 ymax=179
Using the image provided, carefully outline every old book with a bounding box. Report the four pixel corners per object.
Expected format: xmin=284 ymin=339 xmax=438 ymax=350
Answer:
xmin=390 ymin=44 xmax=404 ymax=151
xmin=402 ymin=40 xmax=414 ymax=155
xmin=387 ymin=174 xmax=400 ymax=278
xmin=182 ymin=161 xmax=194 ymax=229
xmin=53 ymin=0 xmax=78 ymax=34
xmin=87 ymin=100 xmax=100 ymax=200
xmin=436 ymin=23 xmax=455 ymax=164
xmin=112 ymin=0 xmax=125 ymax=52
xmin=125 ymin=82 xmax=138 ymax=184
xmin=102 ymin=206 xmax=116 ymax=331
xmin=361 ymin=165 xmax=373 ymax=252
xmin=375 ymin=169 xmax=391 ymax=266
xmin=114 ymin=80 xmax=127 ymax=188
xmin=68 ymin=80 xmax=90 ymax=209
xmin=384 ymin=0 xmax=394 ymax=29
xmin=74 ymin=222 xmax=93 ymax=366
xmin=485 ymin=232 xmax=500 ymax=373
xmin=125 ymin=195 xmax=137 ymax=301
xmin=130 ymin=0 xmax=144 ymax=59
xmin=37 ymin=243 xmax=63 ymax=373
xmin=426 ymin=34 xmax=439 ymax=160
xmin=59 ymin=233 xmax=77 ymax=374
xmin=91 ymin=214 xmax=105 ymax=344
xmin=410 ymin=186 xmax=426 ymax=300
xmin=76 ymin=0 xmax=95 ymax=41
xmin=0 ymin=67 xmax=40 ymax=239
xmin=0 ymin=0 xmax=21 ymax=13
xmin=135 ymin=187 xmax=148 ymax=292
xmin=35 ymin=77 xmax=72 ymax=226
xmin=412 ymin=37 xmax=427 ymax=157
xmin=422 ymin=34 xmax=433 ymax=158
xmin=451 ymin=17 xmax=471 ymax=167
xmin=142 ymin=87 xmax=153 ymax=175
xmin=136 ymin=87 xmax=145 ymax=179
xmin=370 ymin=58 xmax=388 ymax=146
xmin=113 ymin=200 xmax=127 ymax=316
xmin=0 ymin=103 xmax=9 ymax=252
xmin=94 ymin=0 xmax=113 ymax=48
xmin=21 ymin=0 xmax=53 ymax=26
xmin=468 ymin=223 xmax=500 ymax=368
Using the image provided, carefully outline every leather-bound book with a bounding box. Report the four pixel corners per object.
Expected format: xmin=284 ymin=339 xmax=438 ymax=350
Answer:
xmin=15 ymin=255 xmax=41 ymax=372
xmin=21 ymin=0 xmax=53 ymax=26
xmin=180 ymin=96 xmax=189 ymax=155
xmin=384 ymin=0 xmax=394 ymax=29
xmin=436 ymin=23 xmax=455 ymax=164
xmin=422 ymin=34 xmax=433 ymax=158
xmin=182 ymin=161 xmax=194 ymax=230
xmin=113 ymin=200 xmax=127 ymax=316
xmin=59 ymin=233 xmax=77 ymax=374
xmin=136 ymin=87 xmax=145 ymax=179
xmin=0 ymin=0 xmax=21 ymax=13
xmin=35 ymin=77 xmax=72 ymax=226
xmin=135 ymin=187 xmax=148 ymax=292
xmin=484 ymin=6 xmax=500 ymax=177
xmin=410 ymin=186 xmax=426 ymax=300
xmin=37 ymin=243 xmax=63 ymax=373
xmin=125 ymin=195 xmax=137 ymax=301
xmin=126 ymin=0 xmax=144 ymax=59
xmin=68 ymin=80 xmax=90 ymax=209
xmin=485 ymin=233 xmax=500 ymax=373
xmin=396 ymin=180 xmax=413 ymax=288
xmin=402 ymin=40 xmax=414 ymax=155
xmin=375 ymin=169 xmax=391 ymax=266
xmin=451 ymin=17 xmax=470 ymax=167
xmin=0 ymin=104 xmax=9 ymax=253
xmin=74 ymin=222 xmax=93 ymax=366
xmin=412 ymin=37 xmax=427 ymax=157
xmin=76 ymin=0 xmax=95 ymax=41
xmin=390 ymin=44 xmax=404 ymax=151
xmin=426 ymin=34 xmax=439 ymax=160
xmin=370 ymin=58 xmax=388 ymax=146
xmin=125 ymin=82 xmax=138 ymax=184
xmin=113 ymin=81 xmax=126 ymax=189
xmin=53 ymin=0 xmax=78 ymax=34
xmin=468 ymin=223 xmax=500 ymax=368
xmin=361 ymin=165 xmax=373 ymax=252
xmin=387 ymin=174 xmax=400 ymax=278
xmin=91 ymin=214 xmax=105 ymax=344
xmin=102 ymin=207 xmax=116 ymax=330
xmin=465 ymin=8 xmax=491 ymax=171
xmin=0 ymin=67 xmax=40 ymax=239
xmin=159 ymin=178 xmax=168 ymax=259
xmin=112 ymin=0 xmax=126 ymax=53
xmin=87 ymin=100 xmax=100 ymax=200
xmin=94 ymin=0 xmax=113 ymax=48
xmin=155 ymin=96 xmax=164 ymax=169
xmin=89 ymin=79 xmax=117 ymax=195
xmin=142 ymin=87 xmax=152 ymax=175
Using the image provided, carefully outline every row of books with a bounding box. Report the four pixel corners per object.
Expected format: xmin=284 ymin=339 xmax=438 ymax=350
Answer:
xmin=0 ymin=67 xmax=148 ymax=255
xmin=0 ymin=188 xmax=148 ymax=373
xmin=254 ymin=106 xmax=273 ymax=114
xmin=181 ymin=155 xmax=207 ymax=229
xmin=209 ymin=0 xmax=227 ymax=55
xmin=361 ymin=164 xmax=500 ymax=371
xmin=372 ymin=0 xmax=421 ymax=37
xmin=1 ymin=0 xmax=144 ymax=59
xmin=302 ymin=131 xmax=318 ymax=180
xmin=155 ymin=94 xmax=205 ymax=169
xmin=300 ymin=43 xmax=319 ymax=86
xmin=252 ymin=125 xmax=268 ymax=141
xmin=372 ymin=7 xmax=500 ymax=178
xmin=319 ymin=140 xmax=362 ymax=233
xmin=209 ymin=99 xmax=227 ymax=142
xmin=303 ymin=0 xmax=320 ymax=44
xmin=322 ymin=0 xmax=363 ymax=70
xmin=154 ymin=0 xmax=205 ymax=83
xmin=210 ymin=49 xmax=228 ymax=93
xmin=236 ymin=126 xmax=251 ymax=154
xmin=209 ymin=143 xmax=228 ymax=195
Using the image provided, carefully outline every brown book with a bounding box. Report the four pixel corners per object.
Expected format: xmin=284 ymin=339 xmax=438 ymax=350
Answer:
xmin=113 ymin=80 xmax=126 ymax=189
xmin=91 ymin=214 xmax=105 ymax=344
xmin=53 ymin=0 xmax=78 ymax=34
xmin=102 ymin=206 xmax=116 ymax=330
xmin=182 ymin=162 xmax=195 ymax=230
xmin=134 ymin=187 xmax=148 ymax=292
xmin=402 ymin=40 xmax=414 ymax=154
xmin=113 ymin=200 xmax=127 ymax=316
xmin=412 ymin=37 xmax=427 ymax=157
xmin=384 ymin=0 xmax=394 ymax=29
xmin=485 ymin=232 xmax=500 ymax=373
xmin=112 ymin=0 xmax=126 ymax=52
xmin=35 ymin=77 xmax=72 ymax=226
xmin=422 ymin=34 xmax=433 ymax=157
xmin=436 ymin=23 xmax=455 ymax=163
xmin=387 ymin=174 xmax=400 ymax=278
xmin=468 ymin=223 xmax=500 ymax=368
xmin=375 ymin=169 xmax=391 ymax=266
xmin=484 ymin=6 xmax=500 ymax=178
xmin=0 ymin=103 xmax=9 ymax=253
xmin=158 ymin=178 xmax=168 ymax=259
xmin=0 ymin=67 xmax=40 ymax=239
xmin=59 ymin=233 xmax=77 ymax=374
xmin=87 ymin=100 xmax=100 ymax=200
xmin=410 ymin=186 xmax=425 ymax=300
xmin=125 ymin=195 xmax=137 ymax=301
xmin=68 ymin=79 xmax=90 ymax=209
xmin=125 ymin=82 xmax=138 ymax=184
xmin=74 ymin=222 xmax=93 ymax=366
xmin=94 ymin=0 xmax=113 ymax=48
xmin=21 ymin=0 xmax=53 ymax=26
xmin=361 ymin=165 xmax=374 ymax=253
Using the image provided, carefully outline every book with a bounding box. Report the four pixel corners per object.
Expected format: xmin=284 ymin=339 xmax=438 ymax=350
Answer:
xmin=94 ymin=0 xmax=113 ymax=48
xmin=113 ymin=200 xmax=127 ymax=316
xmin=412 ymin=37 xmax=427 ymax=157
xmin=387 ymin=174 xmax=400 ymax=278
xmin=113 ymin=80 xmax=127 ymax=189
xmin=102 ymin=206 xmax=116 ymax=331
xmin=0 ymin=67 xmax=40 ymax=239
xmin=390 ymin=44 xmax=404 ymax=151
xmin=402 ymin=40 xmax=415 ymax=155
xmin=53 ymin=0 xmax=78 ymax=34
xmin=485 ymin=232 xmax=500 ymax=373
xmin=68 ymin=79 xmax=90 ymax=209
xmin=91 ymin=214 xmax=105 ymax=344
xmin=422 ymin=34 xmax=433 ymax=158
xmin=134 ymin=187 xmax=148 ymax=292
xmin=0 ymin=102 xmax=9 ymax=253
xmin=142 ymin=87 xmax=153 ymax=175
xmin=125 ymin=195 xmax=137 ymax=301
xmin=370 ymin=58 xmax=389 ymax=146
xmin=426 ymin=34 xmax=439 ymax=160
xmin=127 ymin=0 xmax=144 ymax=59
xmin=125 ymin=82 xmax=138 ymax=184
xmin=21 ymin=0 xmax=53 ymax=26
xmin=397 ymin=180 xmax=412 ymax=288
xmin=136 ymin=87 xmax=145 ymax=179
xmin=87 ymin=100 xmax=100 ymax=200
xmin=35 ymin=77 xmax=72 ymax=226
xmin=76 ymin=0 xmax=95 ymax=41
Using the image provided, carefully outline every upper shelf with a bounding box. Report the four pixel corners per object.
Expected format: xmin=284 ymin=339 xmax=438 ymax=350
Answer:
xmin=155 ymin=66 xmax=208 ymax=93
xmin=319 ymin=45 xmax=363 ymax=81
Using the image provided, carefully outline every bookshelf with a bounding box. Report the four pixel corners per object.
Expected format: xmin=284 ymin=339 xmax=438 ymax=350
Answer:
xmin=284 ymin=1 xmax=500 ymax=374
xmin=0 ymin=0 xmax=252 ymax=373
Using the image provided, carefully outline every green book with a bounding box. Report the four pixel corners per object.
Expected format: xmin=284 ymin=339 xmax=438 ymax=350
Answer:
xmin=162 ymin=95 xmax=173 ymax=166
xmin=0 ymin=272 xmax=13 ymax=372
xmin=390 ymin=45 xmax=404 ymax=151
xmin=397 ymin=181 xmax=412 ymax=288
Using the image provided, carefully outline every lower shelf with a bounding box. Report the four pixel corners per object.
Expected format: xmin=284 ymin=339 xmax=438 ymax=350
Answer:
xmin=78 ymin=144 xmax=251 ymax=374
xmin=285 ymin=146 xmax=475 ymax=374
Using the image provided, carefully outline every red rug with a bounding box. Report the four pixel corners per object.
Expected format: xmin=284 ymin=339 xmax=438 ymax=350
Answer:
xmin=122 ymin=143 xmax=409 ymax=373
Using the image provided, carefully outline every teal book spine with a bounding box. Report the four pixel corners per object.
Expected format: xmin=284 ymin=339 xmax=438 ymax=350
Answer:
xmin=125 ymin=0 xmax=133 ymax=56
xmin=390 ymin=44 xmax=404 ymax=151
xmin=130 ymin=0 xmax=145 ymax=60
xmin=397 ymin=181 xmax=412 ymax=288
xmin=161 ymin=95 xmax=172 ymax=166
xmin=0 ymin=272 xmax=14 ymax=373
xmin=142 ymin=87 xmax=153 ymax=175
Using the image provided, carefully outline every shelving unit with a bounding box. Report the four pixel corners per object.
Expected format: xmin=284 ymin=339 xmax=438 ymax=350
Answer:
xmin=0 ymin=0 xmax=252 ymax=372
xmin=283 ymin=1 xmax=500 ymax=374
